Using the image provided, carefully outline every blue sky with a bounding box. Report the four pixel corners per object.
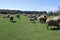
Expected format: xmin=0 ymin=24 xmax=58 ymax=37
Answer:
xmin=0 ymin=0 xmax=60 ymax=11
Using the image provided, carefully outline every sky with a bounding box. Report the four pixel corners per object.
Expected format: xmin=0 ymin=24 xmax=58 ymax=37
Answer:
xmin=0 ymin=0 xmax=60 ymax=11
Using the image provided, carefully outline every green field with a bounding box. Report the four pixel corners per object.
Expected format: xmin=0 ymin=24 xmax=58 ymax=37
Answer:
xmin=0 ymin=14 xmax=60 ymax=40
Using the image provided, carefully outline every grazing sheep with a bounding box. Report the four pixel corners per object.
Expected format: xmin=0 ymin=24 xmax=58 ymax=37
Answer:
xmin=9 ymin=15 xmax=14 ymax=22
xmin=32 ymin=14 xmax=37 ymax=20
xmin=30 ymin=17 xmax=35 ymax=23
xmin=38 ymin=14 xmax=47 ymax=23
xmin=6 ymin=14 xmax=11 ymax=18
xmin=16 ymin=14 xmax=20 ymax=18
xmin=29 ymin=14 xmax=37 ymax=23
xmin=46 ymin=18 xmax=59 ymax=29
xmin=52 ymin=16 xmax=60 ymax=23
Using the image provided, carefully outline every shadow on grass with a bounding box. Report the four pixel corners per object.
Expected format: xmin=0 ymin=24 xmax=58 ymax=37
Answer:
xmin=11 ymin=20 xmax=17 ymax=23
xmin=50 ymin=28 xmax=60 ymax=30
xmin=39 ymin=22 xmax=46 ymax=24
xmin=50 ymin=25 xmax=60 ymax=30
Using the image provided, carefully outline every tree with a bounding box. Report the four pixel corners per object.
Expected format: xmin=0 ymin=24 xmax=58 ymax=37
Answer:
xmin=48 ymin=11 xmax=54 ymax=16
xmin=56 ymin=6 xmax=60 ymax=15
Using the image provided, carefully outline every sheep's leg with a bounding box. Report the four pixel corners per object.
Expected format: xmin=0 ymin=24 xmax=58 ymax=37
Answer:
xmin=47 ymin=25 xmax=49 ymax=30
xmin=57 ymin=25 xmax=60 ymax=28
xmin=33 ymin=20 xmax=35 ymax=23
xmin=54 ymin=26 xmax=55 ymax=28
xmin=51 ymin=25 xmax=52 ymax=29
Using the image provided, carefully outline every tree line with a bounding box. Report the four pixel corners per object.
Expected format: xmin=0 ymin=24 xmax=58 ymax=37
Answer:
xmin=0 ymin=9 xmax=60 ymax=16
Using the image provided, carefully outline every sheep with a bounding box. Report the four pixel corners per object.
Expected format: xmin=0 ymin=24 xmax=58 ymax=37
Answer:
xmin=16 ymin=14 xmax=20 ymax=18
xmin=32 ymin=14 xmax=37 ymax=20
xmin=30 ymin=17 xmax=35 ymax=23
xmin=29 ymin=14 xmax=37 ymax=22
xmin=6 ymin=14 xmax=11 ymax=18
xmin=38 ymin=14 xmax=47 ymax=23
xmin=9 ymin=15 xmax=14 ymax=22
xmin=46 ymin=18 xmax=59 ymax=29
xmin=52 ymin=16 xmax=60 ymax=23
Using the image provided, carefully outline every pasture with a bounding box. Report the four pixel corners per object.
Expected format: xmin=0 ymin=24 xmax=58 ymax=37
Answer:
xmin=0 ymin=14 xmax=60 ymax=40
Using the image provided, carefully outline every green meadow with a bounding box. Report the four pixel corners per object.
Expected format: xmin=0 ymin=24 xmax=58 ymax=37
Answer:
xmin=0 ymin=14 xmax=60 ymax=40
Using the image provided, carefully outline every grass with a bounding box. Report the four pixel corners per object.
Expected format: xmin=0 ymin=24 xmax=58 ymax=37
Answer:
xmin=0 ymin=14 xmax=60 ymax=40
